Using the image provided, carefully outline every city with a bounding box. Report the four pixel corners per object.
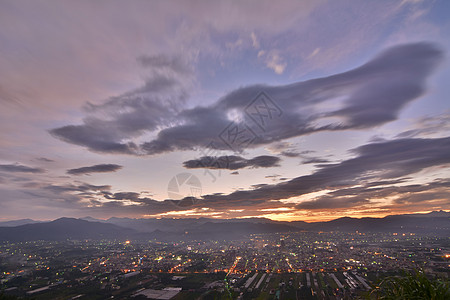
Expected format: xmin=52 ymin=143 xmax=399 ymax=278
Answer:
xmin=1 ymin=230 xmax=449 ymax=299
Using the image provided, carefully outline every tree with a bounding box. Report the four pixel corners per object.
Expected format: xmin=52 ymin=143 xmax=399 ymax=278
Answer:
xmin=370 ymin=271 xmax=450 ymax=300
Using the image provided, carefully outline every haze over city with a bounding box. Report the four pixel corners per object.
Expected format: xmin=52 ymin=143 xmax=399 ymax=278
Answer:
xmin=1 ymin=0 xmax=449 ymax=223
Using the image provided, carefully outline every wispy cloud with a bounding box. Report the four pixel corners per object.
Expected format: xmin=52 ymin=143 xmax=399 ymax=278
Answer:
xmin=67 ymin=164 xmax=123 ymax=175
xmin=0 ymin=163 xmax=45 ymax=174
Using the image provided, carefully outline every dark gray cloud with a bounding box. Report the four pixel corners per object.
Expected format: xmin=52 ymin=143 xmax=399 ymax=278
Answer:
xmin=23 ymin=180 xmax=186 ymax=215
xmin=0 ymin=163 xmax=45 ymax=173
xmin=281 ymin=151 xmax=301 ymax=157
xmin=302 ymin=157 xmax=330 ymax=164
xmin=296 ymin=178 xmax=450 ymax=210
xmin=17 ymin=182 xmax=113 ymax=208
xmin=43 ymin=183 xmax=111 ymax=194
xmin=50 ymin=54 xmax=192 ymax=154
xmin=195 ymin=136 xmax=450 ymax=208
xmin=103 ymin=191 xmax=147 ymax=202
xmin=16 ymin=135 xmax=447 ymax=216
xmin=67 ymin=164 xmax=123 ymax=175
xmin=183 ymin=155 xmax=280 ymax=170
xmin=364 ymin=178 xmax=411 ymax=187
xmin=50 ymin=43 xmax=443 ymax=155
xmin=91 ymin=191 xmax=193 ymax=215
xmin=17 ymin=136 xmax=448 ymax=216
xmin=50 ymin=122 xmax=140 ymax=154
xmin=141 ymin=43 xmax=443 ymax=155
xmin=106 ymin=192 xmax=133 ymax=199
xmin=35 ymin=157 xmax=55 ymax=163
xmin=74 ymin=136 xmax=450 ymax=214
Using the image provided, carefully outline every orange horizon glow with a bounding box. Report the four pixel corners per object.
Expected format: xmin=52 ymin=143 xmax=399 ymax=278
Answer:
xmin=3 ymin=209 xmax=445 ymax=223
xmin=142 ymin=209 xmax=444 ymax=223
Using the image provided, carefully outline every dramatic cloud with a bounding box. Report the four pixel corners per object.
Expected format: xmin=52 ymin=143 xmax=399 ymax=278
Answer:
xmin=0 ymin=163 xmax=45 ymax=173
xmin=296 ymin=178 xmax=450 ymax=210
xmin=13 ymin=135 xmax=449 ymax=218
xmin=26 ymin=136 xmax=447 ymax=216
xmin=48 ymin=136 xmax=448 ymax=216
xmin=10 ymin=136 xmax=448 ymax=218
xmin=50 ymin=42 xmax=443 ymax=155
xmin=67 ymin=164 xmax=123 ymax=175
xmin=50 ymin=54 xmax=192 ymax=154
xmin=196 ymin=136 xmax=450 ymax=208
xmin=183 ymin=155 xmax=280 ymax=170
xmin=140 ymin=43 xmax=443 ymax=155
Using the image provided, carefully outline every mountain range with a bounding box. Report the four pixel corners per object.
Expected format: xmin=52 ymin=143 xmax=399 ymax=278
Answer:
xmin=0 ymin=211 xmax=448 ymax=242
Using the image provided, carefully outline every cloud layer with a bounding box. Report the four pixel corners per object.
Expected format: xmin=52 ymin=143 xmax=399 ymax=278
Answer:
xmin=195 ymin=136 xmax=450 ymax=209
xmin=50 ymin=43 xmax=443 ymax=156
xmin=1 ymin=1 xmax=448 ymax=221
xmin=25 ymin=135 xmax=447 ymax=217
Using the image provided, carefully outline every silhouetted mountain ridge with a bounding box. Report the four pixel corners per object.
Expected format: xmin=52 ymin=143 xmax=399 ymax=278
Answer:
xmin=0 ymin=217 xmax=136 ymax=241
xmin=0 ymin=218 xmax=42 ymax=227
xmin=0 ymin=211 xmax=448 ymax=241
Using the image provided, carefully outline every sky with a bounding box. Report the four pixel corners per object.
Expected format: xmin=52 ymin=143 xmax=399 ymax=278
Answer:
xmin=0 ymin=0 xmax=449 ymax=222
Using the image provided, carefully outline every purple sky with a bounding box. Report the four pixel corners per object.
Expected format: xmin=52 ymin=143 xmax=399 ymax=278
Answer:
xmin=0 ymin=0 xmax=449 ymax=221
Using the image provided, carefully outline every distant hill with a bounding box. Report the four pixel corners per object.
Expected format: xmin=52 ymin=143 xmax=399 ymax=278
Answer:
xmin=0 ymin=211 xmax=448 ymax=241
xmin=308 ymin=211 xmax=450 ymax=234
xmin=0 ymin=218 xmax=137 ymax=241
xmin=0 ymin=218 xmax=41 ymax=227
xmin=102 ymin=211 xmax=449 ymax=236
